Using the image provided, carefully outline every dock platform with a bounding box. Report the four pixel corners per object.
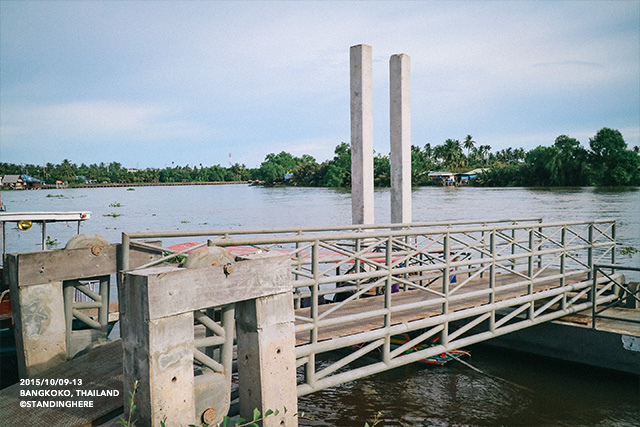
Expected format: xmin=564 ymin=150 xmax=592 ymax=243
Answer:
xmin=0 ymin=340 xmax=123 ymax=426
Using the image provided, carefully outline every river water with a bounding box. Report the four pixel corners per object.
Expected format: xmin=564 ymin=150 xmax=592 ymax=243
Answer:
xmin=1 ymin=185 xmax=639 ymax=426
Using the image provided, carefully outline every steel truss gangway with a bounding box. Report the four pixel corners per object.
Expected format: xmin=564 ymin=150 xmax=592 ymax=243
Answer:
xmin=120 ymin=217 xmax=622 ymax=396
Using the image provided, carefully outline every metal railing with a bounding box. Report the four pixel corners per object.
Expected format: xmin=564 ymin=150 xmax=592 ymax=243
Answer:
xmin=63 ymin=276 xmax=112 ymax=358
xmin=0 ymin=211 xmax=90 ymax=255
xmin=592 ymin=264 xmax=640 ymax=328
xmin=119 ymin=218 xmax=620 ymax=395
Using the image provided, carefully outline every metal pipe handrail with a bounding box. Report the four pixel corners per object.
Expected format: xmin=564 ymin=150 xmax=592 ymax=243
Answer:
xmin=122 ymin=217 xmax=544 ymax=239
xmin=120 ymin=220 xmax=615 ymax=274
xmin=122 ymin=219 xmax=614 ymax=246
xmin=592 ymin=264 xmax=640 ymax=328
xmin=1 ymin=211 xmax=91 ymax=257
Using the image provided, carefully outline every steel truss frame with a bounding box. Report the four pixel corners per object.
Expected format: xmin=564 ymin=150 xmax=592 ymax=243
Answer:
xmin=62 ymin=276 xmax=111 ymax=357
xmin=592 ymin=264 xmax=640 ymax=327
xmin=120 ymin=218 xmax=620 ymax=396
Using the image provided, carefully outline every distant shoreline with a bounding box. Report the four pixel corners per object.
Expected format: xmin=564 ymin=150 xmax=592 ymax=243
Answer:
xmin=40 ymin=181 xmax=248 ymax=189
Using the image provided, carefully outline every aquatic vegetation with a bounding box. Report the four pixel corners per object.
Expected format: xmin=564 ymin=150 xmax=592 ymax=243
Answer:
xmin=620 ymin=246 xmax=639 ymax=258
xmin=103 ymin=213 xmax=122 ymax=218
xmin=109 ymin=202 xmax=122 ymax=207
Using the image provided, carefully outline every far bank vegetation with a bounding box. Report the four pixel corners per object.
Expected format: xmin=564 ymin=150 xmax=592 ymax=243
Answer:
xmin=1 ymin=128 xmax=638 ymax=188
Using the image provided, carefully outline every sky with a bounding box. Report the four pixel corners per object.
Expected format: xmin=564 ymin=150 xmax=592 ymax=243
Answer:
xmin=1 ymin=1 xmax=639 ymax=169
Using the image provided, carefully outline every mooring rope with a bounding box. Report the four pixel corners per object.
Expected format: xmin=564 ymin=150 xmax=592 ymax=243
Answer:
xmin=0 ymin=289 xmax=9 ymax=305
xmin=445 ymin=352 xmax=535 ymax=393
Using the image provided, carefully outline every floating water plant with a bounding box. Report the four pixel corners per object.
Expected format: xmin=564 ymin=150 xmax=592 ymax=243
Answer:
xmin=620 ymin=246 xmax=639 ymax=258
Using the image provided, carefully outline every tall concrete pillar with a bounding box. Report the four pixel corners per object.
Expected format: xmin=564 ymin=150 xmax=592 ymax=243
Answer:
xmin=390 ymin=54 xmax=412 ymax=224
xmin=350 ymin=44 xmax=375 ymax=225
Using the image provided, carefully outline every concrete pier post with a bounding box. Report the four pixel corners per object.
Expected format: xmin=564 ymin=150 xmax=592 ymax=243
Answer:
xmin=122 ymin=300 xmax=196 ymax=426
xmin=390 ymin=54 xmax=412 ymax=224
xmin=350 ymin=44 xmax=375 ymax=225
xmin=121 ymin=252 xmax=295 ymax=427
xmin=5 ymin=239 xmax=160 ymax=377
xmin=236 ymin=292 xmax=298 ymax=426
xmin=8 ymin=277 xmax=67 ymax=378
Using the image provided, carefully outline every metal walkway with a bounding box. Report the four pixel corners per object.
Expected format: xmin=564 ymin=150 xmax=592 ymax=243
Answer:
xmin=2 ymin=217 xmax=632 ymax=426
xmin=121 ymin=218 xmax=623 ymax=395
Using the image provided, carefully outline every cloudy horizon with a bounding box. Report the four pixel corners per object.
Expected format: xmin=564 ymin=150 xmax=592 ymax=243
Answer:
xmin=1 ymin=1 xmax=638 ymax=169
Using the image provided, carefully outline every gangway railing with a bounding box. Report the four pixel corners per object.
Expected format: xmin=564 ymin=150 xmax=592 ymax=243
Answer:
xmin=592 ymin=264 xmax=640 ymax=328
xmin=119 ymin=218 xmax=619 ymax=396
xmin=0 ymin=211 xmax=91 ymax=258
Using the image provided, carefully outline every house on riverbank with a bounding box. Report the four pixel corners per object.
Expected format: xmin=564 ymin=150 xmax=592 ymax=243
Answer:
xmin=428 ymin=168 xmax=488 ymax=186
xmin=0 ymin=175 xmax=43 ymax=190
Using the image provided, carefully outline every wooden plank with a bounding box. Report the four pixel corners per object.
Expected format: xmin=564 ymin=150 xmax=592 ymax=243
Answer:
xmin=0 ymin=339 xmax=123 ymax=427
xmin=8 ymin=246 xmax=118 ymax=287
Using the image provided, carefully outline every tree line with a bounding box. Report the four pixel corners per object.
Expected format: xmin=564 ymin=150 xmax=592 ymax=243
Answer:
xmin=1 ymin=127 xmax=638 ymax=188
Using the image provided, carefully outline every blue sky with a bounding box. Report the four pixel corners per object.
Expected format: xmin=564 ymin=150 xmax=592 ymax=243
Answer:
xmin=1 ymin=1 xmax=639 ymax=169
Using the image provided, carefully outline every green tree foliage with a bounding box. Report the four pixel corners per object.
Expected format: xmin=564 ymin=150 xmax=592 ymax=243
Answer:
xmin=322 ymin=142 xmax=351 ymax=187
xmin=2 ymin=128 xmax=638 ymax=189
xmin=589 ymin=128 xmax=640 ymax=186
xmin=524 ymin=135 xmax=590 ymax=186
xmin=476 ymin=128 xmax=639 ymax=187
xmin=463 ymin=135 xmax=475 ymax=158
xmin=434 ymin=138 xmax=465 ymax=169
xmin=411 ymin=144 xmax=436 ymax=185
xmin=373 ymin=153 xmax=390 ymax=187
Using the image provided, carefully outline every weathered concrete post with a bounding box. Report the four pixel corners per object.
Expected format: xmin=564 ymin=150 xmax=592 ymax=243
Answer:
xmin=5 ymin=265 xmax=67 ymax=378
xmin=390 ymin=53 xmax=412 ymax=224
xmin=5 ymin=237 xmax=161 ymax=377
xmin=236 ymin=292 xmax=297 ymax=426
xmin=350 ymin=44 xmax=375 ymax=225
xmin=121 ymin=252 xmax=298 ymax=427
xmin=5 ymin=237 xmax=161 ymax=378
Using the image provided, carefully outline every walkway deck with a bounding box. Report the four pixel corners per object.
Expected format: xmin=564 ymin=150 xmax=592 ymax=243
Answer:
xmin=295 ymin=268 xmax=590 ymax=345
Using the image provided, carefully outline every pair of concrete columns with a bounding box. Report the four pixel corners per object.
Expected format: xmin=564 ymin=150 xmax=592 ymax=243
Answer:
xmin=350 ymin=44 xmax=411 ymax=225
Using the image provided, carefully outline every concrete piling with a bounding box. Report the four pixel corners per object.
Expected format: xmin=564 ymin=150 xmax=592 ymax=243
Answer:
xmin=390 ymin=53 xmax=412 ymax=224
xmin=350 ymin=44 xmax=375 ymax=225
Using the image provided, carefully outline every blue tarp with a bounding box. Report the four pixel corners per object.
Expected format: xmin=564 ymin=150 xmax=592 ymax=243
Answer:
xmin=20 ymin=174 xmax=42 ymax=183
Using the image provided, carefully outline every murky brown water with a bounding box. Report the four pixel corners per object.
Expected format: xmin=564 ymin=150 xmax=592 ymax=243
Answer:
xmin=2 ymin=185 xmax=639 ymax=425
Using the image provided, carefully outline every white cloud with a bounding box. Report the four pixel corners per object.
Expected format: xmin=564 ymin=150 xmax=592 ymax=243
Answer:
xmin=1 ymin=1 xmax=638 ymax=167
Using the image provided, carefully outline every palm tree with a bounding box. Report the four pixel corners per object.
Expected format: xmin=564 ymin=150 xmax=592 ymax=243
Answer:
xmin=423 ymin=143 xmax=433 ymax=162
xmin=463 ymin=135 xmax=475 ymax=159
xmin=439 ymin=139 xmax=464 ymax=169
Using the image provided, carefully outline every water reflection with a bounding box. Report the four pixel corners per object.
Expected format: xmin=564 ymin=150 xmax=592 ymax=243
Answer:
xmin=298 ymin=347 xmax=640 ymax=426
